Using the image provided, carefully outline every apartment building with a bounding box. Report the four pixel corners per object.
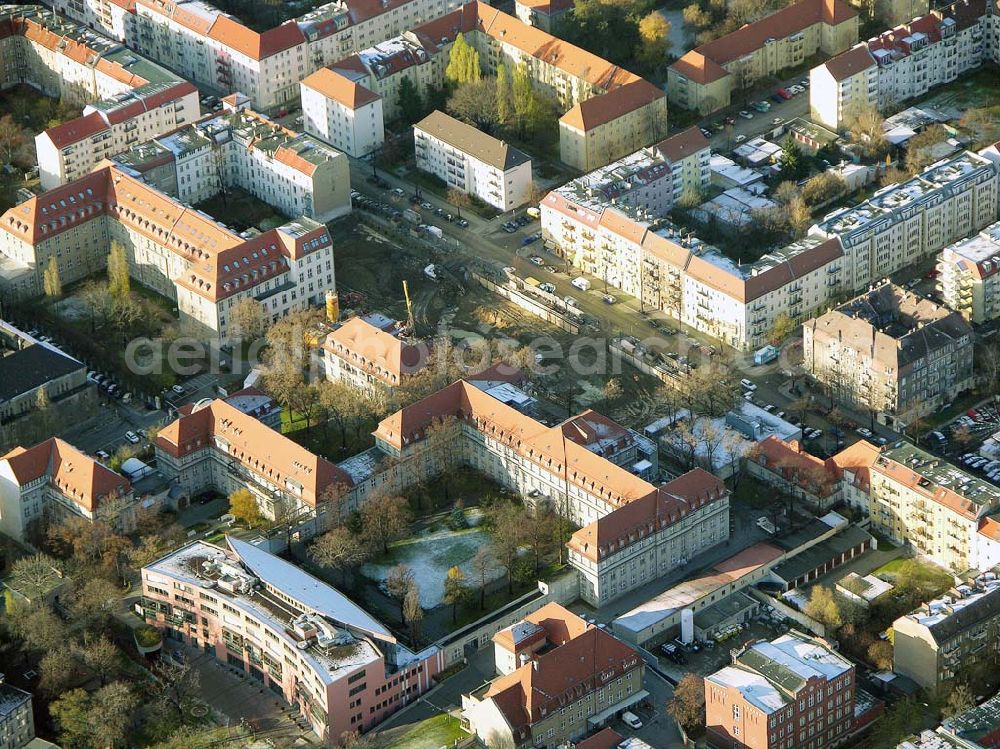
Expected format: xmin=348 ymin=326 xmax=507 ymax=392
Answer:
xmin=48 ymin=0 xmax=136 ymax=41
xmin=0 ymin=677 xmax=34 ymax=749
xmin=868 ymin=442 xmax=1000 ymax=571
xmin=141 ymin=537 xmax=443 ymax=743
xmin=0 ymin=6 xmax=200 ymax=190
xmin=810 ymin=0 xmax=992 ymax=130
xmin=0 ymin=437 xmax=134 ymax=543
xmin=938 ymin=693 xmax=1000 ymax=747
xmin=300 ymin=67 xmax=385 ymax=157
xmin=36 ymin=81 xmax=201 ymax=190
xmin=118 ymin=0 xmax=469 ymax=113
xmin=705 ymin=631 xmax=857 ymax=749
xmin=567 ymin=469 xmax=730 ymax=606
xmin=322 ymin=316 xmax=429 ymax=391
xmin=513 ymin=0 xmax=573 ymax=32
xmin=330 ymin=2 xmax=668 ymax=171
xmin=812 ymin=150 xmax=999 ymax=288
xmin=462 ymin=603 xmax=646 ymax=749
xmin=112 ymin=98 xmax=350 ymax=221
xmin=1 ymin=107 xmax=347 ymax=337
xmin=668 ymin=0 xmax=859 ymax=114
xmin=414 ymin=111 xmax=532 ymax=212
xmin=893 ymin=577 xmax=1000 ymax=692
xmin=362 ymin=368 xmax=728 ymax=606
xmin=937 ymin=220 xmax=1000 ymax=323
xmin=803 ymin=283 xmax=974 ymax=427
xmin=155 ymin=398 xmax=353 ymax=521
xmin=0 ymin=322 xmax=96 ymax=452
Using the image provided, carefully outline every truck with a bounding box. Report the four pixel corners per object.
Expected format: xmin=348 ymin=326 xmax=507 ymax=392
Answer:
xmin=571 ymin=276 xmax=591 ymax=291
xmin=754 ymin=344 xmax=779 ymax=365
xmin=424 ymin=225 xmax=443 ymax=239
xmin=403 ymin=208 xmax=420 ymax=223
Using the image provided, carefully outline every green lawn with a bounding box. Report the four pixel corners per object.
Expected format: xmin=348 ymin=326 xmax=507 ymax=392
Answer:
xmin=874 ymin=558 xmax=907 ymax=576
xmin=390 ymin=714 xmax=469 ymax=749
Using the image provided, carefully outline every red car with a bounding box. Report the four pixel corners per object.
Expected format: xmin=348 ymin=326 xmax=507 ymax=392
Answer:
xmin=924 ymin=269 xmax=939 ymax=278
xmin=777 ymin=88 xmax=793 ymax=100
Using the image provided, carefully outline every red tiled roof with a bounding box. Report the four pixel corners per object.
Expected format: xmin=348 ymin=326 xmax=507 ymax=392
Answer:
xmin=821 ymin=44 xmax=875 ymax=81
xmin=42 ymin=112 xmax=109 ymax=149
xmin=156 ymin=399 xmax=353 ymax=504
xmin=670 ymin=0 xmax=857 ymax=84
xmin=2 ymin=438 xmax=130 ymax=513
xmin=568 ymin=468 xmax=730 ymax=562
xmin=484 ymin=609 xmax=642 ymax=730
xmin=655 ymin=126 xmax=710 ymax=163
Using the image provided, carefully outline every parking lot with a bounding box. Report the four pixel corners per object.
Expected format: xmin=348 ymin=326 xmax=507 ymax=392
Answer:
xmin=924 ymin=398 xmax=1000 ymax=484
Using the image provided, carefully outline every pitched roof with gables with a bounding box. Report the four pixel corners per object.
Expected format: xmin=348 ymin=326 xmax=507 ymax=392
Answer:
xmin=323 ymin=316 xmax=429 ymax=385
xmin=483 ymin=604 xmax=642 ymax=733
xmin=301 ymin=67 xmax=381 ymax=109
xmin=2 ymin=438 xmax=131 ymax=513
xmin=374 ymin=375 xmax=653 ymax=508
xmin=568 ymin=468 xmax=729 ymax=562
xmin=670 ymin=0 xmax=857 ymax=84
xmin=156 ymin=399 xmax=353 ymax=504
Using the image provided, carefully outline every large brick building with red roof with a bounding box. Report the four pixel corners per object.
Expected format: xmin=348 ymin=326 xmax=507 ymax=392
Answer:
xmin=463 ymin=603 xmax=646 ymax=749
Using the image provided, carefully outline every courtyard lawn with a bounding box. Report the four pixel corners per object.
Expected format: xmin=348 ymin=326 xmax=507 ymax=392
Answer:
xmin=195 ymin=186 xmax=288 ymax=233
xmin=387 ymin=714 xmax=469 ymax=749
xmin=362 ymin=524 xmax=505 ymax=608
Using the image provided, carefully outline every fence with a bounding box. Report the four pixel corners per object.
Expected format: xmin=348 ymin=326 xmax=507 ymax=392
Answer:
xmin=435 ymin=569 xmax=580 ymax=669
xmin=472 ymin=272 xmax=581 ymax=334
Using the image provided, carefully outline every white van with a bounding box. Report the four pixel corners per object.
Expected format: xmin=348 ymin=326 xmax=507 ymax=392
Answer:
xmin=622 ymin=711 xmax=643 ymax=729
xmin=571 ymin=276 xmax=591 ymax=291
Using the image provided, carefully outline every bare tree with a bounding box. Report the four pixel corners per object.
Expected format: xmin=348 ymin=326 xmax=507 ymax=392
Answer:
xmin=403 ymin=584 xmax=423 ymax=645
xmin=488 ymin=502 xmax=525 ymax=594
xmin=471 ymin=548 xmax=497 ymax=609
xmin=360 ymin=491 xmax=412 ymax=554
xmin=385 ymin=563 xmax=414 ymax=623
xmin=310 ymin=527 xmax=367 ymax=584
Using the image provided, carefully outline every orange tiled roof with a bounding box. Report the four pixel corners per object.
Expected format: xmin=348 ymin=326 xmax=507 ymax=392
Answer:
xmin=670 ymin=0 xmax=857 ymax=84
xmin=323 ymin=317 xmax=428 ymax=385
xmin=484 ymin=606 xmax=641 ymax=731
xmin=301 ymin=67 xmax=381 ymax=109
xmin=2 ymin=438 xmax=130 ymax=513
xmin=567 ymin=468 xmax=729 ymax=562
xmin=156 ymin=399 xmax=353 ymax=504
xmin=829 ymin=439 xmax=880 ymax=494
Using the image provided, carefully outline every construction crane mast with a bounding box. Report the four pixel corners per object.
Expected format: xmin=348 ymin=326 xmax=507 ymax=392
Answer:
xmin=402 ymin=280 xmax=415 ymax=334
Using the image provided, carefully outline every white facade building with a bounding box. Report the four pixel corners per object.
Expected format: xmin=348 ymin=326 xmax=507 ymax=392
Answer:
xmin=300 ymin=67 xmax=385 ymax=157
xmin=414 ymin=111 xmax=532 ymax=212
xmin=810 ymin=0 xmax=996 ymax=130
xmin=0 ymin=6 xmax=200 ymax=190
xmin=937 ymin=220 xmax=1000 ymax=323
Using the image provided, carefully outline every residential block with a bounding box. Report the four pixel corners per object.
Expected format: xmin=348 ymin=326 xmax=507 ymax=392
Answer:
xmin=0 ymin=6 xmax=200 ymax=190
xmin=668 ymin=0 xmax=859 ymax=114
xmin=803 ymin=283 xmax=974 ymax=428
xmin=937 ymin=220 xmax=1000 ymax=324
xmin=414 ymin=110 xmax=532 ymax=212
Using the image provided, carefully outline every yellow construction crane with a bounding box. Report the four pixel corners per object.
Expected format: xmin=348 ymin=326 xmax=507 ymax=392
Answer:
xmin=402 ymin=279 xmax=415 ymax=333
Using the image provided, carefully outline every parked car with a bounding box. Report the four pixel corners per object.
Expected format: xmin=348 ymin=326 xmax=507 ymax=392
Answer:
xmin=124 ymin=431 xmax=140 ymax=444
xmin=740 ymin=378 xmax=757 ymax=391
xmin=777 ymin=88 xmax=793 ymax=100
xmin=771 ymin=117 xmax=785 ymax=126
xmin=564 ymin=296 xmax=578 ymax=307
xmin=622 ymin=712 xmax=643 ymax=730
xmin=738 ymin=110 xmax=754 ymax=119
xmin=735 ymin=134 xmax=747 ymax=144
xmin=96 ymin=450 xmax=110 ymax=461
xmin=529 ymin=255 xmax=545 ymax=266
xmin=603 ymin=294 xmax=616 ymax=304
xmin=456 ymin=218 xmax=469 ymax=228
xmin=171 ymin=384 xmax=186 ymax=395
xmin=700 ymin=127 xmax=713 ymax=139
